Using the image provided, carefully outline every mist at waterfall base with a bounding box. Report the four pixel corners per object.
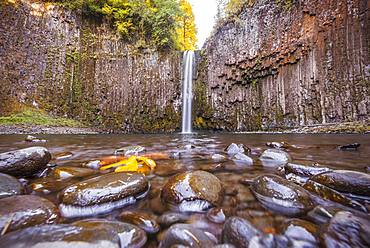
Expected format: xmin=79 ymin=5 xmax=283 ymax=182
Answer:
xmin=181 ymin=51 xmax=195 ymax=134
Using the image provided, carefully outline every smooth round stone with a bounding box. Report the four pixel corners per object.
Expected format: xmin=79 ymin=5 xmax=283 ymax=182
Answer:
xmin=280 ymin=219 xmax=318 ymax=245
xmin=207 ymin=208 xmax=226 ymax=224
xmin=0 ymin=224 xmax=121 ymax=248
xmin=324 ymin=211 xmax=370 ymax=248
xmin=53 ymin=166 xmax=97 ymax=179
xmin=0 ymin=173 xmax=23 ymax=199
xmin=59 ymin=172 xmax=149 ymax=218
xmin=161 ymin=170 xmax=224 ymax=212
xmin=157 ymin=212 xmax=189 ymax=227
xmin=159 ymin=224 xmax=216 ymax=248
xmin=225 ymin=143 xmax=245 ymax=155
xmin=54 ymin=152 xmax=73 ymax=160
xmin=30 ymin=177 xmax=77 ymax=194
xmin=0 ymin=147 xmax=51 ymax=177
xmin=118 ymin=211 xmax=160 ymax=234
xmin=232 ymin=153 xmax=253 ymax=165
xmin=284 ymin=163 xmax=331 ymax=177
xmin=115 ymin=146 xmax=145 ymax=156
xmin=0 ymin=195 xmax=59 ymax=232
xmin=222 ymin=217 xmax=262 ymax=248
xmin=251 ymin=175 xmax=314 ymax=216
xmin=311 ymin=170 xmax=370 ymax=196
xmin=260 ymin=149 xmax=291 ymax=164
xmin=73 ymin=219 xmax=147 ymax=248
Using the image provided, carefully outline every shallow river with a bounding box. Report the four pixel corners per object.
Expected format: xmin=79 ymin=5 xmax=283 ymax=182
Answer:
xmin=0 ymin=133 xmax=369 ymax=247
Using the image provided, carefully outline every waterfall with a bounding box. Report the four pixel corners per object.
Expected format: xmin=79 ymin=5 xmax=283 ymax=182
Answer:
xmin=181 ymin=51 xmax=195 ymax=134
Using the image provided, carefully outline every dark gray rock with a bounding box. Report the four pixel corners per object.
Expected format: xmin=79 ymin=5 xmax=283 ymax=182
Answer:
xmin=0 ymin=195 xmax=59 ymax=232
xmin=159 ymin=224 xmax=216 ymax=248
xmin=222 ymin=217 xmax=262 ymax=248
xmin=161 ymin=170 xmax=224 ymax=212
xmin=59 ymin=172 xmax=149 ymax=218
xmin=251 ymin=175 xmax=314 ymax=216
xmin=0 ymin=173 xmax=23 ymax=199
xmin=0 ymin=147 xmax=51 ymax=177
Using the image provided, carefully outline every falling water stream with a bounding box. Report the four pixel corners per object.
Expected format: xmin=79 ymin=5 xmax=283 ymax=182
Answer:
xmin=181 ymin=51 xmax=195 ymax=134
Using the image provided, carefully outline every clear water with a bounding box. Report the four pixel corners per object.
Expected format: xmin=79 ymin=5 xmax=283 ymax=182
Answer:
xmin=0 ymin=133 xmax=369 ymax=244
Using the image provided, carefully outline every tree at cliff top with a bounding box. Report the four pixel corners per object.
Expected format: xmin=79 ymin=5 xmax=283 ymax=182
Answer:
xmin=175 ymin=0 xmax=197 ymax=50
xmin=46 ymin=0 xmax=196 ymax=50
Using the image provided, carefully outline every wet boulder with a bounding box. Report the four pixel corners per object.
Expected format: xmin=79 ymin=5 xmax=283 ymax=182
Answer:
xmin=118 ymin=211 xmax=160 ymax=234
xmin=222 ymin=217 xmax=262 ymax=248
xmin=266 ymin=142 xmax=290 ymax=149
xmin=53 ymin=166 xmax=98 ymax=179
xmin=157 ymin=212 xmax=189 ymax=227
xmin=73 ymin=219 xmax=147 ymax=247
xmin=25 ymin=135 xmax=47 ymax=143
xmin=225 ymin=143 xmax=248 ymax=155
xmin=0 ymin=173 xmax=23 ymax=199
xmin=159 ymin=224 xmax=216 ymax=248
xmin=0 ymin=195 xmax=59 ymax=232
xmin=0 ymin=147 xmax=51 ymax=177
xmin=284 ymin=163 xmax=331 ymax=178
xmin=338 ymin=143 xmax=360 ymax=151
xmin=324 ymin=211 xmax=370 ymax=248
xmin=280 ymin=219 xmax=319 ymax=247
xmin=59 ymin=172 xmax=149 ymax=218
xmin=311 ymin=170 xmax=370 ymax=197
xmin=0 ymin=224 xmax=121 ymax=248
xmin=260 ymin=149 xmax=291 ymax=165
xmin=161 ymin=170 xmax=224 ymax=212
xmin=251 ymin=175 xmax=314 ymax=216
xmin=115 ymin=145 xmax=145 ymax=156
xmin=303 ymin=180 xmax=367 ymax=212
xmin=232 ymin=153 xmax=253 ymax=165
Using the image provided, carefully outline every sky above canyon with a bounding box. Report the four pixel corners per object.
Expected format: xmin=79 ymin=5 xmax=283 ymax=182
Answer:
xmin=188 ymin=0 xmax=218 ymax=49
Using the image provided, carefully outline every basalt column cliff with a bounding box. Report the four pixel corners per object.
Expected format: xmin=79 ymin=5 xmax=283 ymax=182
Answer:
xmin=0 ymin=0 xmax=181 ymax=133
xmin=195 ymin=0 xmax=369 ymax=131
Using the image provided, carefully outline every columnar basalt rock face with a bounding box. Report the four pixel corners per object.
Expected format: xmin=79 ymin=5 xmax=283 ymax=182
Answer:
xmin=0 ymin=0 xmax=181 ymax=132
xmin=195 ymin=0 xmax=369 ymax=131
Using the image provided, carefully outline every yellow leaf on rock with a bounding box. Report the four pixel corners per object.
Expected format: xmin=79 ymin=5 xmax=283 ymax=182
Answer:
xmin=137 ymin=157 xmax=156 ymax=170
xmin=100 ymin=156 xmax=138 ymax=171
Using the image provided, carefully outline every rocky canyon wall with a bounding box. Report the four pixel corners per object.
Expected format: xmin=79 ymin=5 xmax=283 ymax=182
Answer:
xmin=195 ymin=0 xmax=369 ymax=131
xmin=0 ymin=0 xmax=181 ymax=132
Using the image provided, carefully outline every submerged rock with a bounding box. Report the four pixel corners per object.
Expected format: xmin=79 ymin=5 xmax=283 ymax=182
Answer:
xmin=73 ymin=219 xmax=147 ymax=247
xmin=260 ymin=149 xmax=291 ymax=165
xmin=225 ymin=143 xmax=247 ymax=155
xmin=0 ymin=147 xmax=51 ymax=177
xmin=30 ymin=177 xmax=77 ymax=194
xmin=311 ymin=170 xmax=370 ymax=196
xmin=115 ymin=146 xmax=145 ymax=156
xmin=25 ymin=135 xmax=47 ymax=143
xmin=212 ymin=153 xmax=226 ymax=161
xmin=118 ymin=211 xmax=159 ymax=234
xmin=266 ymin=142 xmax=290 ymax=149
xmin=251 ymin=175 xmax=314 ymax=216
xmin=0 ymin=195 xmax=59 ymax=233
xmin=54 ymin=152 xmax=73 ymax=160
xmin=280 ymin=219 xmax=319 ymax=246
xmin=53 ymin=166 xmax=97 ymax=179
xmin=303 ymin=180 xmax=367 ymax=212
xmin=222 ymin=217 xmax=262 ymax=248
xmin=338 ymin=143 xmax=361 ymax=151
xmin=284 ymin=163 xmax=331 ymax=178
xmin=0 ymin=224 xmax=121 ymax=248
xmin=157 ymin=212 xmax=189 ymax=227
xmin=0 ymin=173 xmax=23 ymax=199
xmin=324 ymin=211 xmax=370 ymax=248
xmin=159 ymin=224 xmax=216 ymax=248
xmin=232 ymin=153 xmax=253 ymax=165
xmin=161 ymin=170 xmax=224 ymax=212
xmin=59 ymin=172 xmax=149 ymax=218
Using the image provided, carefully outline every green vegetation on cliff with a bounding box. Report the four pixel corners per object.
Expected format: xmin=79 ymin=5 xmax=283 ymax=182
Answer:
xmin=45 ymin=0 xmax=197 ymax=50
xmin=0 ymin=108 xmax=83 ymax=127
